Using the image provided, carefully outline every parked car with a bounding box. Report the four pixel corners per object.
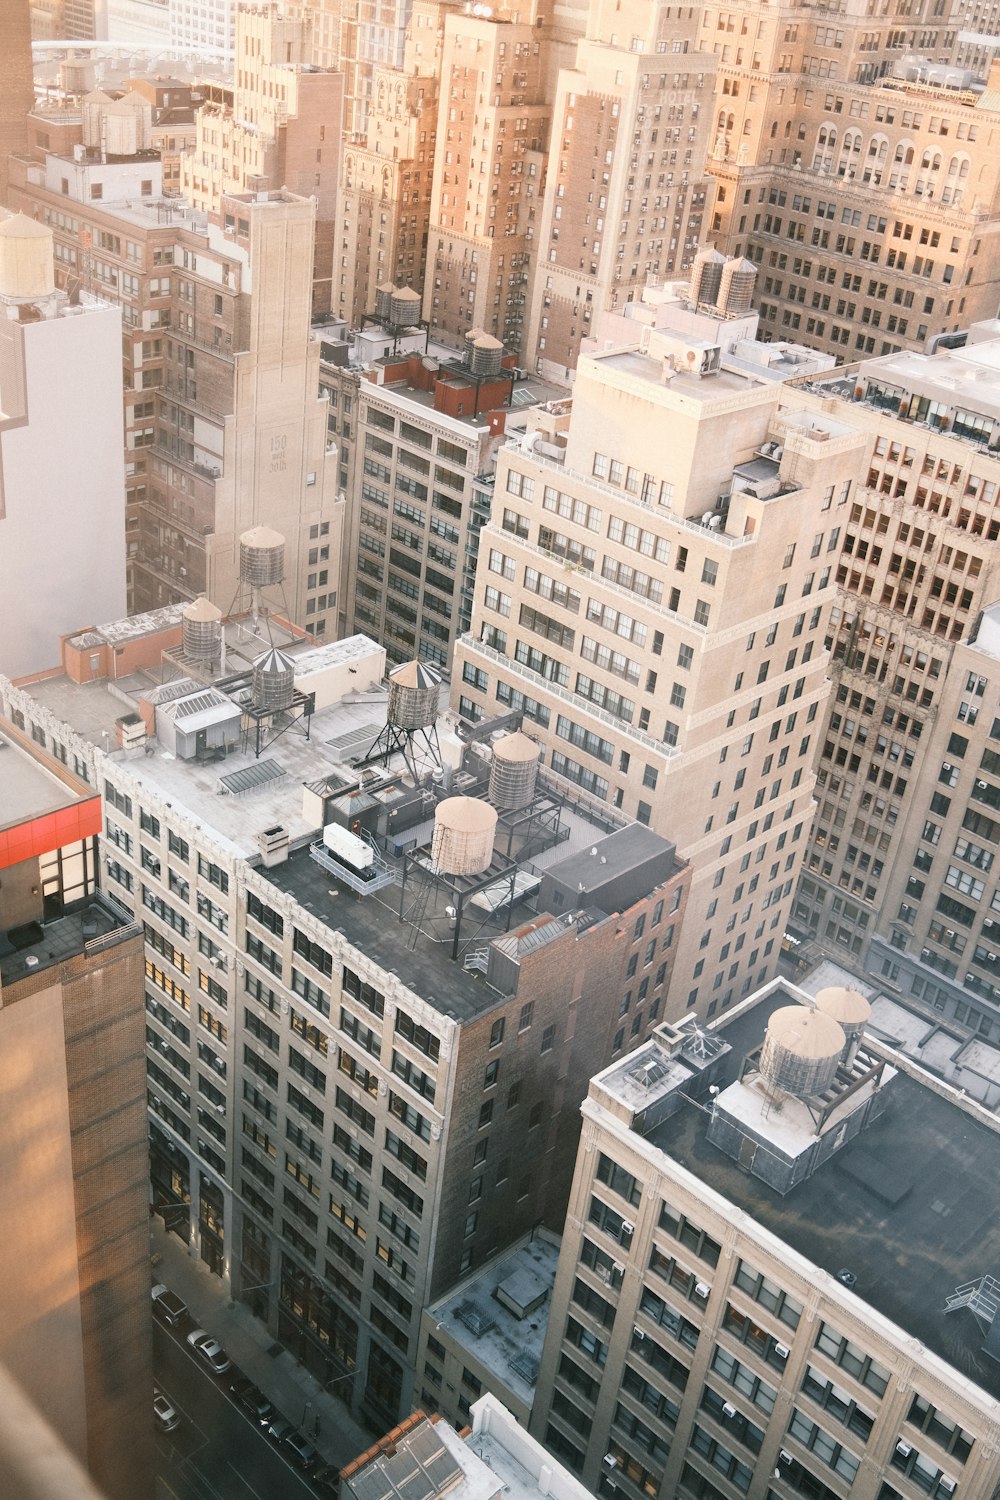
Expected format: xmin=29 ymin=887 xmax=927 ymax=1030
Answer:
xmin=283 ymin=1428 xmax=319 ymax=1472
xmin=186 ymin=1328 xmax=232 ymax=1375
xmin=153 ymin=1388 xmax=180 ymax=1433
xmin=267 ymin=1417 xmax=295 ymax=1446
xmin=230 ymin=1375 xmax=275 ymax=1427
xmin=151 ymin=1284 xmax=188 ymax=1328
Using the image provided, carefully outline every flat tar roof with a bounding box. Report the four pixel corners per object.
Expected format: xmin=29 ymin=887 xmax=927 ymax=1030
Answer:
xmin=641 ymin=990 xmax=1000 ymax=1401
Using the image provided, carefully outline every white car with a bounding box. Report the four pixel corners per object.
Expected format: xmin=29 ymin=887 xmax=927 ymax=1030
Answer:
xmin=154 ymin=1388 xmax=180 ymax=1433
xmin=186 ymin=1328 xmax=232 ymax=1375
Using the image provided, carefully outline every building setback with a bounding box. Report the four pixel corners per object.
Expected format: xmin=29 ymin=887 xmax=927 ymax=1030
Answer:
xmin=0 ymin=722 xmax=151 ymax=1500
xmin=2 ymin=613 xmax=690 ymax=1429
xmin=531 ymin=980 xmax=1000 ymax=1499
xmin=453 ymin=294 xmax=867 ymax=1023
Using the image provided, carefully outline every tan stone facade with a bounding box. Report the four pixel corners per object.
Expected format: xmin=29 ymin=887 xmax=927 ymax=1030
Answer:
xmin=452 ymin=323 xmax=866 ymax=1022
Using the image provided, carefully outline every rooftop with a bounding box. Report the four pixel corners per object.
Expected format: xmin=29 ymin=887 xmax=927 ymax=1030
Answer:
xmin=425 ymin=1234 xmax=560 ymax=1406
xmin=9 ymin=628 xmax=672 ymax=1024
xmin=596 ymin=984 xmax=1000 ymax=1402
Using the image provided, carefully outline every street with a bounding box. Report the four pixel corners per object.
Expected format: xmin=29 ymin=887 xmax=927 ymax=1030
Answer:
xmin=154 ymin=1322 xmax=319 ymax=1500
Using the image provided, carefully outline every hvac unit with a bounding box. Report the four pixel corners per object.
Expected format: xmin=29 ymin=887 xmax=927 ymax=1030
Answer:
xmin=603 ymin=1455 xmax=618 ymax=1470
xmin=633 ymin=1327 xmax=645 ymax=1340
xmin=775 ymin=1343 xmax=790 ymax=1358
xmin=896 ymin=1442 xmax=912 ymax=1457
xmin=695 ymin=1282 xmax=711 ymax=1299
xmin=779 ymin=1451 xmax=793 ymax=1465
xmin=722 ymin=1403 xmax=737 ymax=1418
xmin=621 ymin=1220 xmax=635 ymax=1235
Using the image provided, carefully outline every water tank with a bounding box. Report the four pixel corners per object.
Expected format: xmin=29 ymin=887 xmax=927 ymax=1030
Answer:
xmin=181 ymin=596 xmax=222 ymax=659
xmin=489 ymin=732 xmax=540 ymax=810
xmin=718 ymin=256 xmax=758 ymax=317
xmin=432 ymin=797 xmax=497 ymax=876
xmin=375 ymin=281 xmax=397 ymax=321
xmin=252 ymin=647 xmax=296 ymax=711
xmin=240 ymin=526 xmax=285 ymax=587
xmin=689 ymin=246 xmax=726 ymax=308
xmin=759 ymin=1005 xmax=845 ymax=1098
xmin=814 ymin=986 xmax=871 ymax=1055
xmin=387 ymin=659 xmax=441 ymax=730
xmin=390 ymin=285 xmax=422 ymax=328
xmin=0 ymin=215 xmax=55 ymax=301
xmin=469 ymin=333 xmax=504 ymax=379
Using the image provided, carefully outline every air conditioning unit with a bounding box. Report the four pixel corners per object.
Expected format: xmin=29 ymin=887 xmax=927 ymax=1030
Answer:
xmin=621 ymin=1220 xmax=635 ymax=1235
xmin=633 ymin=1327 xmax=645 ymax=1340
xmin=779 ymin=1450 xmax=793 ymax=1465
xmin=695 ymin=1282 xmax=711 ymax=1299
xmin=978 ymin=780 xmax=988 ymax=788
xmin=896 ymin=1442 xmax=912 ymax=1457
xmin=940 ymin=1479 xmax=957 ymax=1494
xmin=722 ymin=1402 xmax=737 ymax=1418
xmin=612 ymin=1262 xmax=625 ymax=1277
xmin=775 ymin=1342 xmax=790 ymax=1358
xmin=603 ymin=1455 xmax=618 ymax=1470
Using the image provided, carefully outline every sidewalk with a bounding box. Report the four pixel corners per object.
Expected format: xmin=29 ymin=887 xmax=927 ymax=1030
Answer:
xmin=151 ymin=1220 xmax=373 ymax=1469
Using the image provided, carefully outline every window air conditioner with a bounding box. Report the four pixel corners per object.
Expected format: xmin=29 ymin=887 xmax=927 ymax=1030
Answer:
xmin=695 ymin=1282 xmax=711 ymax=1298
xmin=775 ymin=1342 xmax=790 ymax=1358
xmin=621 ymin=1220 xmax=635 ymax=1235
xmin=722 ymin=1402 xmax=737 ymax=1418
xmin=603 ymin=1455 xmax=618 ymax=1469
xmin=633 ymin=1327 xmax=645 ymax=1340
xmin=896 ymin=1442 xmax=912 ymax=1457
xmin=779 ymin=1450 xmax=793 ymax=1464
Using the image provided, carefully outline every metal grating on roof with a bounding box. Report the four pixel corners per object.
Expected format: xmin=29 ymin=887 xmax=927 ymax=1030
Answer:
xmin=455 ymin=1298 xmax=496 ymax=1336
xmin=218 ymin=759 xmax=287 ymax=797
xmin=511 ymin=387 xmax=540 ymax=405
xmin=509 ymin=1350 xmax=540 ymax=1384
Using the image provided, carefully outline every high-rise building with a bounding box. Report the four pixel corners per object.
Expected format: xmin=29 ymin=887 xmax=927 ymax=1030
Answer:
xmin=181 ymin=3 xmax=345 ymax=314
xmin=531 ymin=981 xmax=1000 ymax=1498
xmin=338 ymin=61 xmax=439 ymax=329
xmin=527 ymin=0 xmax=717 ymax=384
xmin=422 ymin=1 xmax=552 ymax=359
xmin=8 ymin=129 xmax=342 ymax=625
xmin=701 ymin=0 xmax=1000 ymax=364
xmin=0 ymin=721 xmax=151 ymax=1500
xmin=788 ymin=328 xmax=1000 ymax=1044
xmin=453 ymin=291 xmax=864 ymax=1020
xmin=4 ymin=611 xmax=690 ymax=1427
xmin=0 ymin=213 xmax=126 ymax=681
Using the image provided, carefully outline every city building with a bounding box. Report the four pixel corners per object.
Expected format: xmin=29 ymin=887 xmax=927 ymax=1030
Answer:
xmin=453 ymin=285 xmax=868 ymax=1022
xmin=8 ymin=127 xmax=342 ymax=625
xmin=531 ymin=979 xmax=1000 ymax=1499
xmin=2 ymin=607 xmax=690 ymax=1428
xmin=527 ymin=0 xmax=717 ymax=384
xmin=785 ymin=329 xmax=1000 ymax=1044
xmin=703 ymin=3 xmax=1000 ymax=364
xmin=422 ymin=1 xmax=552 ymax=359
xmin=0 ymin=720 xmax=151 ymax=1500
xmin=340 ymin=1395 xmax=593 ymax=1500
xmin=318 ymin=320 xmax=567 ymax=668
xmin=416 ymin=1230 xmax=560 ymax=1428
xmin=0 ymin=213 xmax=126 ymax=681
xmin=338 ymin=58 xmax=439 ymax=330
xmin=181 ymin=3 xmax=345 ymax=314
